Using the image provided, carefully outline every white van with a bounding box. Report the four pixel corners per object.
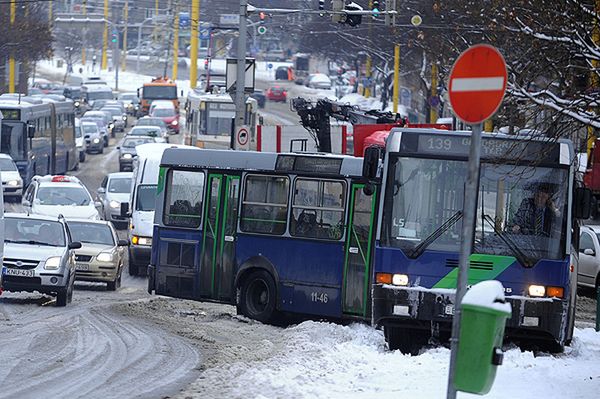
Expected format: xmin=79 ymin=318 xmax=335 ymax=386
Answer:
xmin=123 ymin=142 xmax=198 ymax=276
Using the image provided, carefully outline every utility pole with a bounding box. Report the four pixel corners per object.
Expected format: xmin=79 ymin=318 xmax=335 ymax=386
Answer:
xmin=393 ymin=44 xmax=399 ymax=114
xmin=189 ymin=0 xmax=201 ymax=88
xmin=82 ymin=0 xmax=87 ymax=65
xmin=588 ymin=0 xmax=600 ymax=157
xmin=122 ymin=0 xmax=128 ymax=72
xmin=101 ymin=0 xmax=109 ymax=70
xmin=9 ymin=0 xmax=16 ymax=93
xmin=430 ymin=62 xmax=438 ymax=123
xmin=49 ymin=1 xmax=53 ymax=22
xmin=172 ymin=3 xmax=180 ymax=80
xmin=234 ymin=0 xmax=249 ymax=139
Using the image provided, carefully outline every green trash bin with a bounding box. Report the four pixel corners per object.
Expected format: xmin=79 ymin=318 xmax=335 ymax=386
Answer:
xmin=453 ymin=280 xmax=512 ymax=395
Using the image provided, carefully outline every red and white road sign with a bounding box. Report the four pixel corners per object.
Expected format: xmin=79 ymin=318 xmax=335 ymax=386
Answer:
xmin=448 ymin=44 xmax=507 ymax=125
xmin=236 ymin=126 xmax=249 ymax=147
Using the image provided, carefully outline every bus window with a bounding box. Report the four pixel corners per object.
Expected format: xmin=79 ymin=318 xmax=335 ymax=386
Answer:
xmin=240 ymin=175 xmax=289 ymax=235
xmin=164 ymin=170 xmax=205 ymax=228
xmin=290 ymin=178 xmax=345 ymax=240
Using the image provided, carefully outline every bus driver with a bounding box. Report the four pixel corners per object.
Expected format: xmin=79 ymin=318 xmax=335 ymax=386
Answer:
xmin=511 ymin=183 xmax=560 ymax=236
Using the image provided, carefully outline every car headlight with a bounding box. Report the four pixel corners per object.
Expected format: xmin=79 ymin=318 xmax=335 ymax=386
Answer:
xmin=171 ymin=120 xmax=178 ymax=126
xmin=74 ymin=101 xmax=80 ymax=107
xmin=135 ymin=105 xmax=139 ymax=110
xmin=132 ymin=236 xmax=151 ymax=246
xmin=122 ymin=115 xmax=127 ymax=121
xmin=122 ymin=153 xmax=132 ymax=159
xmin=7 ymin=179 xmax=20 ymax=186
xmin=109 ymin=123 xmax=114 ymax=129
xmin=109 ymin=200 xmax=120 ymax=209
xmin=93 ymin=138 xmax=100 ymax=143
xmin=96 ymin=252 xmax=113 ymax=262
xmin=44 ymin=256 xmax=62 ymax=270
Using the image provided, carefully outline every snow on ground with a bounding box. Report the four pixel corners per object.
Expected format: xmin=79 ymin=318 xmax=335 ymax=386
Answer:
xmin=181 ymin=323 xmax=600 ymax=399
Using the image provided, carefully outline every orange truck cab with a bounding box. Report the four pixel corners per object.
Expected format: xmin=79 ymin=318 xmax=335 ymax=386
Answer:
xmin=139 ymin=77 xmax=179 ymax=116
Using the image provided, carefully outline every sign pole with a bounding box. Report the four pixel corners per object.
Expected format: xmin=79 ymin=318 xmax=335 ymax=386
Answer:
xmin=234 ymin=0 xmax=248 ymax=150
xmin=446 ymin=122 xmax=482 ymax=399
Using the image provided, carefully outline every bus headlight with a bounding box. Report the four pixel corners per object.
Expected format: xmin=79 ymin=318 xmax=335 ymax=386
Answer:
xmin=132 ymin=236 xmax=151 ymax=246
xmin=528 ymin=285 xmax=546 ymax=297
xmin=109 ymin=200 xmax=120 ymax=209
xmin=392 ymin=274 xmax=409 ymax=286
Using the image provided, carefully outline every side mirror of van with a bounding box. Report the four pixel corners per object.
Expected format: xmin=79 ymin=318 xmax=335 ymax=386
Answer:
xmin=362 ymin=146 xmax=380 ymax=180
xmin=574 ymin=187 xmax=593 ymax=219
xmin=120 ymin=202 xmax=130 ymax=218
xmin=28 ymin=125 xmax=36 ymax=138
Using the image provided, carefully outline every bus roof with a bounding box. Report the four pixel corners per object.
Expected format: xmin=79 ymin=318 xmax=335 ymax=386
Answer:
xmin=161 ymin=148 xmax=364 ymax=177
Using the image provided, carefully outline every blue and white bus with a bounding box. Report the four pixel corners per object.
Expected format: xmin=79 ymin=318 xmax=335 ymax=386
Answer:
xmin=368 ymin=128 xmax=589 ymax=354
xmin=0 ymin=99 xmax=78 ymax=185
xmin=148 ymin=149 xmax=377 ymax=322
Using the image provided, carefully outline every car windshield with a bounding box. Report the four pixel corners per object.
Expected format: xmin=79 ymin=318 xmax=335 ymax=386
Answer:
xmin=82 ymin=124 xmax=98 ymax=134
xmin=143 ymin=86 xmax=177 ymax=99
xmin=0 ymin=158 xmax=18 ymax=171
xmin=137 ymin=118 xmax=166 ymax=129
xmin=152 ymin=108 xmax=175 ymax=117
xmin=103 ymin=108 xmax=121 ymax=116
xmin=87 ymin=91 xmax=113 ymax=101
xmin=136 ymin=184 xmax=156 ymax=211
xmin=130 ymin=127 xmax=160 ymax=137
xmin=68 ymin=222 xmax=114 ymax=246
xmin=5 ymin=218 xmax=66 ymax=247
xmin=37 ymin=186 xmax=92 ymax=206
xmin=123 ymin=137 xmax=153 ymax=148
xmin=108 ymin=177 xmax=131 ymax=193
xmin=120 ymin=94 xmax=137 ymax=101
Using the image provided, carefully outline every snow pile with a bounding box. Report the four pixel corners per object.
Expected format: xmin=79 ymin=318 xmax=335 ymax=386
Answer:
xmin=184 ymin=322 xmax=600 ymax=399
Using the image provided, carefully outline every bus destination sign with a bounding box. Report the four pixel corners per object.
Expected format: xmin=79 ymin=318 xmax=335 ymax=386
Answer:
xmin=0 ymin=109 xmax=21 ymax=120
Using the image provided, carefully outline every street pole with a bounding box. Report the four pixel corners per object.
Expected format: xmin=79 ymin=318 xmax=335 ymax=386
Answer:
xmin=48 ymin=0 xmax=53 ymax=22
xmin=189 ymin=0 xmax=201 ymax=89
xmin=172 ymin=5 xmax=180 ymax=80
xmin=137 ymin=18 xmax=152 ymax=74
xmin=234 ymin=0 xmax=249 ymax=147
xmin=101 ymin=0 xmax=109 ymax=70
xmin=393 ymin=44 xmax=399 ymax=114
xmin=365 ymin=55 xmax=372 ymax=98
xmin=446 ymin=123 xmax=482 ymax=399
xmin=122 ymin=0 xmax=128 ymax=72
xmin=82 ymin=0 xmax=87 ymax=65
xmin=588 ymin=0 xmax=600 ymax=158
xmin=9 ymin=0 xmax=16 ymax=93
xmin=114 ymin=31 xmax=120 ymax=91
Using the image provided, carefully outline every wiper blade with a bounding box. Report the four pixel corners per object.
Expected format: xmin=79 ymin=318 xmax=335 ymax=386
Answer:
xmin=482 ymin=214 xmax=534 ymax=268
xmin=7 ymin=240 xmax=54 ymax=246
xmin=409 ymin=211 xmax=463 ymax=258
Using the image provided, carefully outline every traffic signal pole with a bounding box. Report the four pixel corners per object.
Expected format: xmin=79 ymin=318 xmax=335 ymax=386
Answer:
xmin=172 ymin=5 xmax=180 ymax=80
xmin=122 ymin=1 xmax=128 ymax=72
xmin=393 ymin=44 xmax=399 ymax=114
xmin=189 ymin=0 xmax=201 ymax=88
xmin=101 ymin=0 xmax=109 ymax=70
xmin=9 ymin=0 xmax=16 ymax=93
xmin=234 ymin=0 xmax=249 ymax=145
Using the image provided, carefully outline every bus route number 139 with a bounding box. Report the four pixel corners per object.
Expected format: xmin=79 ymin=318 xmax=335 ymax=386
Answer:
xmin=311 ymin=292 xmax=329 ymax=303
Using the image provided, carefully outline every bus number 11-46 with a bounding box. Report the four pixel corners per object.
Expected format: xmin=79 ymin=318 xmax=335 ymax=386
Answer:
xmin=311 ymin=292 xmax=329 ymax=303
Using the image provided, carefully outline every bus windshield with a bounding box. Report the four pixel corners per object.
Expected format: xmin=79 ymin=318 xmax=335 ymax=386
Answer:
xmin=87 ymin=91 xmax=113 ymax=101
xmin=136 ymin=184 xmax=157 ymax=211
xmin=143 ymin=86 xmax=177 ymax=99
xmin=1 ymin=122 xmax=27 ymax=160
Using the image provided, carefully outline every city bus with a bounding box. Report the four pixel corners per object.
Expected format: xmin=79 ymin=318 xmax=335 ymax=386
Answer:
xmin=147 ymin=149 xmax=377 ymax=322
xmin=185 ymin=89 xmax=258 ymax=149
xmin=368 ymin=128 xmax=589 ymax=354
xmin=0 ymin=99 xmax=77 ymax=185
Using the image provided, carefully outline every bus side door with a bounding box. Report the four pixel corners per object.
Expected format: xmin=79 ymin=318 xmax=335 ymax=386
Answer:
xmin=199 ymin=173 xmax=241 ymax=302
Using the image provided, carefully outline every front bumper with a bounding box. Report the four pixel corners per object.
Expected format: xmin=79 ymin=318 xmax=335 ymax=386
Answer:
xmin=372 ymin=284 xmax=569 ymax=344
xmin=129 ymin=245 xmax=151 ymax=266
xmin=119 ymin=158 xmax=134 ymax=170
xmin=2 ymin=184 xmax=23 ymax=197
xmin=75 ymin=265 xmax=118 ymax=283
xmin=1 ymin=267 xmax=69 ymax=295
xmin=106 ymin=209 xmax=129 ymax=224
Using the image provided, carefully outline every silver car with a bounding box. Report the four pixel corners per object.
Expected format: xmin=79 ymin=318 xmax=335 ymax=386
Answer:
xmin=117 ymin=136 xmax=155 ymax=172
xmin=578 ymin=225 xmax=600 ymax=290
xmin=101 ymin=106 xmax=127 ymax=132
xmin=97 ymin=172 xmax=133 ymax=228
xmin=82 ymin=121 xmax=104 ymax=154
xmin=1 ymin=213 xmax=81 ymax=306
xmin=67 ymin=219 xmax=128 ymax=290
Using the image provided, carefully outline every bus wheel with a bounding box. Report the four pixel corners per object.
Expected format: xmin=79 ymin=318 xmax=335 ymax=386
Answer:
xmin=385 ymin=327 xmax=429 ymax=355
xmin=239 ymin=270 xmax=277 ymax=324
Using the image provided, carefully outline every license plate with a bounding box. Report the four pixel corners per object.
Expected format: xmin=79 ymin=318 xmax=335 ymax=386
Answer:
xmin=444 ymin=304 xmax=455 ymax=315
xmin=3 ymin=268 xmax=35 ymax=277
xmin=76 ymin=263 xmax=89 ymax=271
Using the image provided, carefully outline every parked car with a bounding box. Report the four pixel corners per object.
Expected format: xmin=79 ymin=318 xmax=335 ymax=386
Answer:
xmin=22 ymin=175 xmax=101 ymax=220
xmin=250 ymin=90 xmax=266 ymax=108
xmin=2 ymin=213 xmax=81 ymax=306
xmin=74 ymin=118 xmax=87 ymax=163
xmin=117 ymin=136 xmax=156 ymax=171
xmin=150 ymin=106 xmax=179 ymax=133
xmin=306 ymin=73 xmax=332 ymax=89
xmin=67 ymin=219 xmax=128 ymax=290
xmin=275 ymin=66 xmax=289 ymax=80
xmin=578 ymin=225 xmax=600 ymax=290
xmin=81 ymin=121 xmax=104 ymax=154
xmin=0 ymin=154 xmax=23 ymax=201
xmin=266 ymin=86 xmax=287 ymax=102
xmin=96 ymin=172 xmax=133 ymax=227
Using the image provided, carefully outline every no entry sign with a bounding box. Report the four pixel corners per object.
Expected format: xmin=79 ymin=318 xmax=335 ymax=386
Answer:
xmin=448 ymin=44 xmax=507 ymax=125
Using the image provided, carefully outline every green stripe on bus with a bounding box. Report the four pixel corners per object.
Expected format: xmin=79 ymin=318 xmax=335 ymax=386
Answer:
xmin=432 ymin=254 xmax=516 ymax=289
xmin=157 ymin=167 xmax=166 ymax=195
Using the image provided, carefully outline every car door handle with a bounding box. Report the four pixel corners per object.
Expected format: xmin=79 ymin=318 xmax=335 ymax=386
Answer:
xmin=224 ymin=235 xmax=235 ymax=242
xmin=348 ymin=247 xmax=359 ymax=254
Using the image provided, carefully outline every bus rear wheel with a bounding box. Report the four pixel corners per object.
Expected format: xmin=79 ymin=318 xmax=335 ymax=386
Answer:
xmin=239 ymin=270 xmax=278 ymax=324
xmin=385 ymin=326 xmax=429 ymax=355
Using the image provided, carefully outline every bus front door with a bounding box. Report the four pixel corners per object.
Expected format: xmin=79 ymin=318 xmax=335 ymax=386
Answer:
xmin=342 ymin=184 xmax=377 ymax=317
xmin=199 ymin=173 xmax=240 ymax=302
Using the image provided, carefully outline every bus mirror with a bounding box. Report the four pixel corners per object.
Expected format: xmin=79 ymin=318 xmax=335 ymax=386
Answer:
xmin=120 ymin=202 xmax=130 ymax=218
xmin=362 ymin=146 xmax=380 ymax=180
xmin=574 ymin=187 xmax=592 ymax=219
xmin=181 ymin=90 xmax=184 ymax=97
xmin=28 ymin=125 xmax=36 ymax=138
xmin=137 ymin=88 xmax=141 ymax=98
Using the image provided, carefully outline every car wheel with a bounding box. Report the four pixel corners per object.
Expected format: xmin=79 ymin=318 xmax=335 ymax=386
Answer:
xmin=128 ymin=260 xmax=139 ymax=276
xmin=56 ymin=287 xmax=69 ymax=307
xmin=79 ymin=152 xmax=86 ymax=163
xmin=238 ymin=270 xmax=278 ymax=324
xmin=385 ymin=327 xmax=429 ymax=355
xmin=67 ymin=280 xmax=74 ymax=304
xmin=107 ymin=279 xmax=118 ymax=291
xmin=100 ymin=146 xmax=104 ymax=154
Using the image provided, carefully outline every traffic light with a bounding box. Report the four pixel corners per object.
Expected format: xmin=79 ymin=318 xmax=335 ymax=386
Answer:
xmin=372 ymin=0 xmax=380 ymax=17
xmin=111 ymin=31 xmax=118 ymax=44
xmin=319 ymin=0 xmax=325 ymax=11
xmin=259 ymin=11 xmax=266 ymax=23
